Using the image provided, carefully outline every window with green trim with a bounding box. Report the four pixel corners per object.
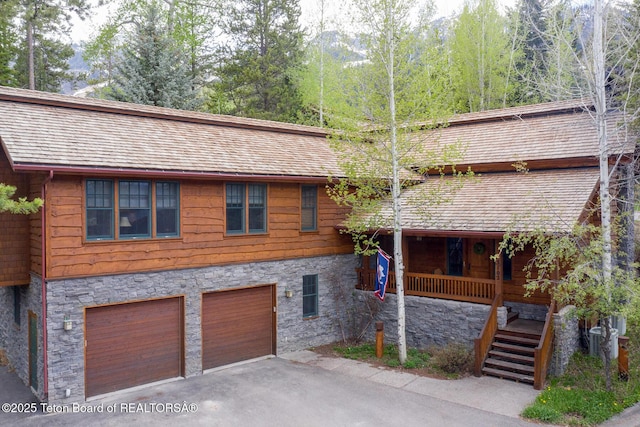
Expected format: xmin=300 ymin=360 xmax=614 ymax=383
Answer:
xmin=302 ymin=274 xmax=318 ymax=318
xmin=226 ymin=183 xmax=267 ymax=234
xmin=156 ymin=182 xmax=179 ymax=236
xmin=301 ymin=185 xmax=317 ymax=231
xmin=86 ymin=179 xmax=114 ymax=239
xmin=85 ymin=179 xmax=180 ymax=240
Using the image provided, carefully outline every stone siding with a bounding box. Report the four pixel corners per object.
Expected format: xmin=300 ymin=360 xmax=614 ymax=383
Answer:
xmin=357 ymin=291 xmax=491 ymax=349
xmin=504 ymin=302 xmax=548 ymax=321
xmin=550 ymin=305 xmax=580 ymax=376
xmin=0 ymin=278 xmax=44 ymax=401
xmin=44 ymin=254 xmax=358 ymax=404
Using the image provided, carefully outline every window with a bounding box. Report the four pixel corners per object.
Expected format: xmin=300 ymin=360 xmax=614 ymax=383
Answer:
xmin=302 ymin=274 xmax=318 ymax=318
xmin=156 ymin=182 xmax=179 ymax=236
xmin=85 ymin=179 xmax=179 ymax=240
xmin=119 ymin=181 xmax=151 ymax=238
xmin=226 ymin=183 xmax=267 ymax=234
xmin=447 ymin=238 xmax=463 ymax=276
xmin=503 ymin=251 xmax=513 ymax=281
xmin=86 ymin=180 xmax=114 ymax=239
xmin=301 ymin=185 xmax=317 ymax=231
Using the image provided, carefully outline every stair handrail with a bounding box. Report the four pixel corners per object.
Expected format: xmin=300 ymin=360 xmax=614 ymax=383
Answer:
xmin=474 ymin=295 xmax=500 ymax=376
xmin=533 ymin=300 xmax=556 ymax=390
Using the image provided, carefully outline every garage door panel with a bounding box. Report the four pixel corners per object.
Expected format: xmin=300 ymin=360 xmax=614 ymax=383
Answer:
xmin=85 ymin=298 xmax=183 ymax=398
xmin=202 ymin=286 xmax=274 ymax=370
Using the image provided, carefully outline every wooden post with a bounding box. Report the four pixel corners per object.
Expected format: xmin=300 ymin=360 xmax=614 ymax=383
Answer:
xmin=619 ymin=336 xmax=629 ymax=381
xmin=375 ymin=321 xmax=384 ymax=358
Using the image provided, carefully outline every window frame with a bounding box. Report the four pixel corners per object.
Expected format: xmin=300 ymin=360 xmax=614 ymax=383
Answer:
xmin=119 ymin=180 xmax=152 ymax=239
xmin=225 ymin=183 xmax=268 ymax=235
xmin=300 ymin=185 xmax=318 ymax=232
xmin=302 ymin=274 xmax=319 ymax=318
xmin=85 ymin=178 xmax=180 ymax=241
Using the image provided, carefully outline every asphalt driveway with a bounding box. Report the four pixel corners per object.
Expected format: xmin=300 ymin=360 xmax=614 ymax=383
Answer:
xmin=2 ymin=354 xmax=552 ymax=427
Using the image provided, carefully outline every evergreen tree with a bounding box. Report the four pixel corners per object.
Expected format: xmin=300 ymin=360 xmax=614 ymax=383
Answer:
xmin=17 ymin=0 xmax=90 ymax=91
xmin=0 ymin=0 xmax=19 ymax=86
xmin=105 ymin=1 xmax=201 ymax=110
xmin=213 ymin=0 xmax=306 ymax=122
xmin=507 ymin=0 xmax=547 ymax=104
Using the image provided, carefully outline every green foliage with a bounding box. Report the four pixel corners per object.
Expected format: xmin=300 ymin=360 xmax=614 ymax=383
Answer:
xmin=328 ymin=341 xmax=471 ymax=377
xmin=450 ymin=0 xmax=515 ymax=112
xmin=0 ymin=183 xmax=43 ymax=214
xmin=0 ymin=0 xmax=19 ymax=86
xmin=104 ymin=1 xmax=202 ymax=110
xmin=498 ymin=223 xmax=639 ymax=324
xmin=213 ymin=0 xmax=306 ymax=122
xmin=522 ymin=341 xmax=640 ymax=426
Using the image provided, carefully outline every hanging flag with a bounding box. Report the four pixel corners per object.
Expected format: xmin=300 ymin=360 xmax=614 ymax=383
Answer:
xmin=374 ymin=249 xmax=390 ymax=301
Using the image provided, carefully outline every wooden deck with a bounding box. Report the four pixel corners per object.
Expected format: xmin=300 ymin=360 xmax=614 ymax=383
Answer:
xmin=502 ymin=318 xmax=545 ymax=335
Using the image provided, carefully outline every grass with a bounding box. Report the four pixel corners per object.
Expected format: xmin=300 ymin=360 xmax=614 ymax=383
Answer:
xmin=522 ymin=326 xmax=640 ymax=426
xmin=328 ymin=342 xmax=472 ymax=379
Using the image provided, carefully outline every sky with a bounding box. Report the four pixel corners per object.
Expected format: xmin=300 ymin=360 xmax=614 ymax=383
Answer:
xmin=71 ymin=0 xmax=517 ymax=43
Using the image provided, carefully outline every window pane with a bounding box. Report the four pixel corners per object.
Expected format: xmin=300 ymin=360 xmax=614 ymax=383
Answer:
xmin=119 ymin=181 xmax=151 ymax=238
xmin=226 ymin=183 xmax=245 ymax=233
xmin=248 ymin=184 xmax=266 ymax=233
xmin=447 ymin=238 xmax=463 ymax=276
xmin=302 ymin=274 xmax=318 ymax=317
xmin=301 ymin=185 xmax=317 ymax=231
xmin=86 ymin=180 xmax=113 ymax=239
xmin=156 ymin=182 xmax=179 ymax=236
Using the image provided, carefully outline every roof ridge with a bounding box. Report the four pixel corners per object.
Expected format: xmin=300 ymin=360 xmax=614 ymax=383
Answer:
xmin=0 ymin=86 xmax=329 ymax=138
xmin=444 ymin=99 xmax=593 ymax=126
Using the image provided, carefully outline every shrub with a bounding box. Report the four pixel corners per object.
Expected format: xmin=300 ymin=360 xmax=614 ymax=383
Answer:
xmin=429 ymin=342 xmax=473 ymax=375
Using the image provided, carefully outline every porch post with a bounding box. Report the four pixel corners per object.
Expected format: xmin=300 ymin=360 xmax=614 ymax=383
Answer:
xmin=494 ymin=240 xmax=503 ymax=306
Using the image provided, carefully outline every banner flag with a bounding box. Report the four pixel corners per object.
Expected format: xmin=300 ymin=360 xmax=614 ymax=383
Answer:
xmin=374 ymin=249 xmax=390 ymax=301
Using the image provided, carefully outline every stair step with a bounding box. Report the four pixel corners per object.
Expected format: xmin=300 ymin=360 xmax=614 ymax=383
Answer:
xmin=482 ymin=367 xmax=534 ymax=384
xmin=498 ymin=328 xmax=541 ymax=341
xmin=494 ymin=333 xmax=539 ymax=347
xmin=488 ymin=350 xmax=535 ymax=364
xmin=485 ymin=357 xmax=535 ymax=374
xmin=507 ymin=311 xmax=519 ymax=323
xmin=492 ymin=341 xmax=535 ymax=356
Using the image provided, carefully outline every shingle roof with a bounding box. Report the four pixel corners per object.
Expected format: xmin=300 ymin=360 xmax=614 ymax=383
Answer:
xmin=374 ymin=168 xmax=600 ymax=233
xmin=413 ymin=100 xmax=630 ymax=168
xmin=0 ymin=86 xmax=342 ymax=179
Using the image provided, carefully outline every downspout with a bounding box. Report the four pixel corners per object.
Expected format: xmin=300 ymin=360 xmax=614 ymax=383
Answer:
xmin=41 ymin=170 xmax=53 ymax=399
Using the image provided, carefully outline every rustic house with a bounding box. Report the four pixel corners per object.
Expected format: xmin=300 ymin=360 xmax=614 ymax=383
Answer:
xmin=0 ymin=86 xmax=632 ymax=402
xmin=0 ymin=86 xmax=358 ymax=403
xmin=355 ymin=100 xmax=633 ymax=388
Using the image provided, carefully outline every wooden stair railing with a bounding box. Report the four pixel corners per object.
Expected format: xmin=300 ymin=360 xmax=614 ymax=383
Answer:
xmin=474 ymin=295 xmax=499 ymax=376
xmin=533 ymin=301 xmax=556 ymax=390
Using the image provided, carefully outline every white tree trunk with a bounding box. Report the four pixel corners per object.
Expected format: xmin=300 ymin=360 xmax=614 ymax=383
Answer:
xmin=386 ymin=0 xmax=407 ymax=364
xmin=593 ymin=0 xmax=613 ymax=391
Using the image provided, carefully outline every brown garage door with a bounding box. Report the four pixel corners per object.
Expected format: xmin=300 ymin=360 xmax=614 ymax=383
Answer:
xmin=202 ymin=285 xmax=275 ymax=370
xmin=85 ymin=297 xmax=183 ymax=398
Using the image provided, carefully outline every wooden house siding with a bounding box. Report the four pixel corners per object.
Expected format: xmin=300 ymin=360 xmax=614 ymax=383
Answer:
xmin=0 ymin=150 xmax=31 ymax=286
xmin=43 ymin=176 xmax=353 ymax=279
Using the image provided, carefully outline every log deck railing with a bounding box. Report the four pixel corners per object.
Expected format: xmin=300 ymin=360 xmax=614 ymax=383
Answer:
xmin=357 ymin=268 xmax=496 ymax=305
xmin=533 ymin=300 xmax=556 ymax=390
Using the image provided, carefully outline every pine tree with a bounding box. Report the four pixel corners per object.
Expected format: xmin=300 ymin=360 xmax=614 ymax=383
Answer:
xmin=213 ymin=0 xmax=306 ymax=122
xmin=106 ymin=1 xmax=201 ymax=110
xmin=0 ymin=0 xmax=19 ymax=86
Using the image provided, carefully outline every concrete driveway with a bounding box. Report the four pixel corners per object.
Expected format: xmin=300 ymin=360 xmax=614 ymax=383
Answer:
xmin=2 ymin=353 xmax=551 ymax=427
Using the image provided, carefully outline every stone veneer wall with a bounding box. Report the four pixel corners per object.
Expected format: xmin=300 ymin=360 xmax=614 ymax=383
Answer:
xmin=44 ymin=254 xmax=358 ymax=404
xmin=357 ymin=291 xmax=491 ymax=349
xmin=550 ymin=305 xmax=579 ymax=376
xmin=0 ymin=278 xmax=44 ymax=400
xmin=504 ymin=302 xmax=548 ymax=321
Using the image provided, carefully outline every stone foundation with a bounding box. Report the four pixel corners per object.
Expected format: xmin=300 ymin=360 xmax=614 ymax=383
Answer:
xmin=13 ymin=254 xmax=358 ymax=404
